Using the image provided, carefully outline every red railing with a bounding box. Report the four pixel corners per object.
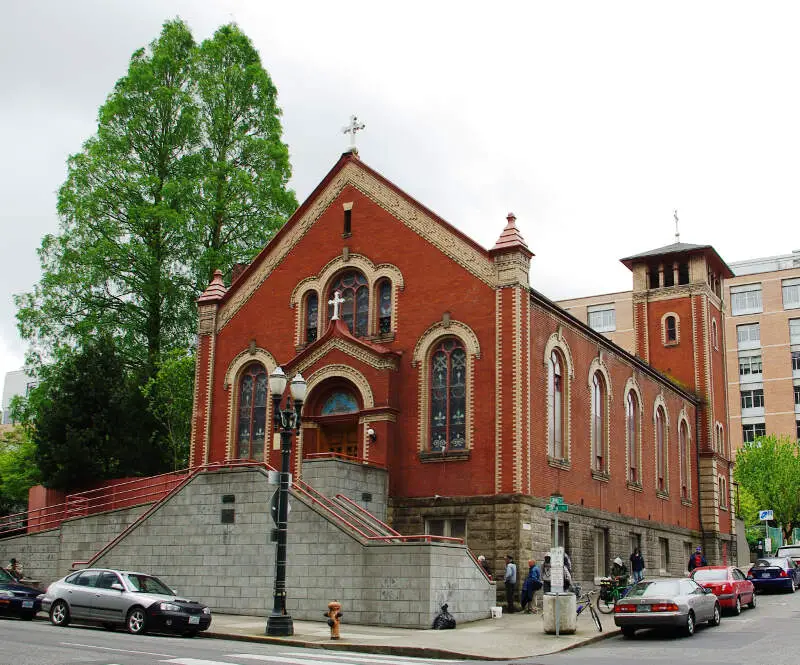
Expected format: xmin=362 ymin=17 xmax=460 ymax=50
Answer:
xmin=304 ymin=452 xmax=387 ymax=469
xmin=334 ymin=493 xmax=401 ymax=536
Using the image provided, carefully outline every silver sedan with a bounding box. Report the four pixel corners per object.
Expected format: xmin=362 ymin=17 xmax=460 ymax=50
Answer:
xmin=613 ymin=577 xmax=721 ymax=638
xmin=41 ymin=568 xmax=212 ymax=636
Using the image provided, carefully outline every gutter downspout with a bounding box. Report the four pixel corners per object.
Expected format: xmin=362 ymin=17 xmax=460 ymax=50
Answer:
xmin=695 ymin=405 xmax=707 ymax=551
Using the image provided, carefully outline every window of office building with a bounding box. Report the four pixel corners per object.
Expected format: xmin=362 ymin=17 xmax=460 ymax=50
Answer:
xmin=731 ymin=283 xmax=763 ymax=315
xmin=659 ymin=538 xmax=670 ymax=573
xmin=793 ymin=351 xmax=800 ymax=373
xmin=737 ymin=323 xmax=760 ymax=349
xmin=790 ymin=319 xmax=800 ymax=345
xmin=739 ymin=354 xmax=763 ymax=379
xmin=741 ymin=389 xmax=765 ymax=410
xmin=594 ymin=528 xmax=608 ymax=578
xmin=784 ymin=278 xmax=800 ymax=310
xmin=588 ymin=304 xmax=616 ymax=333
xmin=425 ymin=518 xmax=466 ymax=539
xmin=742 ymin=422 xmax=766 ymax=443
xmin=794 ymin=385 xmax=800 ymax=408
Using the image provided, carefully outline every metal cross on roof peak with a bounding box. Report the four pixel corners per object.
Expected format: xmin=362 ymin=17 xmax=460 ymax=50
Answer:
xmin=342 ymin=115 xmax=366 ymax=152
xmin=674 ymin=209 xmax=680 ymax=243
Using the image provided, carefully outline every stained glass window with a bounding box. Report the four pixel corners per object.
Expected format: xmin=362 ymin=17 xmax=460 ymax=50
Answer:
xmin=430 ymin=339 xmax=467 ymax=451
xmin=305 ymin=292 xmax=318 ymax=343
xmin=237 ymin=364 xmax=267 ymax=461
xmin=591 ymin=372 xmax=605 ymax=471
xmin=679 ymin=420 xmax=689 ymax=499
xmin=656 ymin=407 xmax=666 ymax=491
xmin=626 ymin=391 xmax=639 ymax=483
xmin=378 ymin=280 xmax=392 ymax=334
xmin=321 ymin=391 xmax=359 ymax=415
xmin=329 ymin=271 xmax=368 ymax=337
xmin=548 ymin=351 xmax=564 ymax=458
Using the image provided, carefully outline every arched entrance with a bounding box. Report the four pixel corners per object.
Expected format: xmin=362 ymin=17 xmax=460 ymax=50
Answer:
xmin=304 ymin=379 xmax=363 ymax=458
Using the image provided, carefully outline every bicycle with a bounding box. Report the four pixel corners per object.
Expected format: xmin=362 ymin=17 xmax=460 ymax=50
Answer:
xmin=574 ymin=585 xmax=602 ymax=632
xmin=596 ymin=577 xmax=632 ymax=614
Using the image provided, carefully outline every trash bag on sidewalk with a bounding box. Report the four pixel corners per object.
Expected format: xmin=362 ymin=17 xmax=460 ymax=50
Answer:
xmin=432 ymin=603 xmax=456 ymax=629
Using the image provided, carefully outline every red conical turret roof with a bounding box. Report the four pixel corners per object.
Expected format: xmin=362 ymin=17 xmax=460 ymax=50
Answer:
xmin=198 ymin=269 xmax=227 ymax=304
xmin=490 ymin=213 xmax=533 ymax=257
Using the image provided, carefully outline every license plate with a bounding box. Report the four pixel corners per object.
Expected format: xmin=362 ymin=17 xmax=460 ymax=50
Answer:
xmin=189 ymin=616 xmax=200 ymax=625
xmin=637 ymin=604 xmax=650 ymax=612
xmin=762 ymin=572 xmax=771 ymax=578
xmin=21 ymin=600 xmax=34 ymax=609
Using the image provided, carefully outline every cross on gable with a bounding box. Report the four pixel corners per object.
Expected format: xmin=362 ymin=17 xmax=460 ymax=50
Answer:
xmin=328 ymin=290 xmax=345 ymax=320
xmin=342 ymin=115 xmax=366 ymax=152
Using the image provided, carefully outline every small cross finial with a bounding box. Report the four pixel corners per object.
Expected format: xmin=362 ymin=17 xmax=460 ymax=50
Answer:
xmin=674 ymin=209 xmax=680 ymax=243
xmin=328 ymin=290 xmax=345 ymax=320
xmin=342 ymin=115 xmax=366 ymax=152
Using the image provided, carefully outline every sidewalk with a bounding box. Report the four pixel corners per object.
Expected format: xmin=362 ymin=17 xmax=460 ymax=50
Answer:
xmin=203 ymin=610 xmax=620 ymax=660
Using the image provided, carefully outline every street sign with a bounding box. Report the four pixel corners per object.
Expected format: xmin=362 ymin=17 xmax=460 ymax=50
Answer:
xmin=759 ymin=510 xmax=774 ymax=521
xmin=269 ymin=490 xmax=292 ymax=525
xmin=550 ymin=546 xmax=565 ymax=593
xmin=545 ymin=503 xmax=568 ymax=512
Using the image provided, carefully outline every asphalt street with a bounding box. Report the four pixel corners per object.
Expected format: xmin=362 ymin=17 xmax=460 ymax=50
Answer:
xmin=1 ymin=589 xmax=798 ymax=665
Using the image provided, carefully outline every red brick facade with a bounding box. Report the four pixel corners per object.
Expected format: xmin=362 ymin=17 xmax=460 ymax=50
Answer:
xmin=190 ymin=153 xmax=734 ymax=572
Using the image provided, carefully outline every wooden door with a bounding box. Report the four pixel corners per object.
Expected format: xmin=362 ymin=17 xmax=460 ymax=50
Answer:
xmin=321 ymin=424 xmax=359 ymax=457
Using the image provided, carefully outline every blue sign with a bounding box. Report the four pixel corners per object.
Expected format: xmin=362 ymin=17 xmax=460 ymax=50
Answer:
xmin=759 ymin=510 xmax=774 ymax=521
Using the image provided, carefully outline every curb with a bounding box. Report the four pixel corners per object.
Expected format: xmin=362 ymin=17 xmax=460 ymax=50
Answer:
xmin=200 ymin=627 xmax=620 ymax=660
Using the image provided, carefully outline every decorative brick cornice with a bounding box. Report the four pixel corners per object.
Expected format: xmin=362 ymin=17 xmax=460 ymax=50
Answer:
xmin=304 ymin=364 xmax=375 ymax=409
xmin=412 ymin=319 xmax=481 ymax=366
xmin=297 ymin=336 xmax=399 ymax=373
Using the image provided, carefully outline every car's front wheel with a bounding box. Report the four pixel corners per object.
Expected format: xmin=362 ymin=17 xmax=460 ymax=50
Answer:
xmin=126 ymin=607 xmax=148 ymax=635
xmin=708 ymin=602 xmax=721 ymax=627
xmin=50 ymin=600 xmax=70 ymax=627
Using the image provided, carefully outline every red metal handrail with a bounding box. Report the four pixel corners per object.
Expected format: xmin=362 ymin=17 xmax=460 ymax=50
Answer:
xmin=303 ymin=452 xmax=387 ymax=469
xmin=334 ymin=493 xmax=401 ymax=536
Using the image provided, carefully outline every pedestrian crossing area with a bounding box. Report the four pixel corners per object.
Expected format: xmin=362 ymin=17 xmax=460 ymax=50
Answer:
xmin=101 ymin=650 xmax=463 ymax=665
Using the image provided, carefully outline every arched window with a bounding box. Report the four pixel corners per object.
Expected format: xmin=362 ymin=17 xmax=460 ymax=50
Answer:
xmin=377 ymin=279 xmax=392 ymax=334
xmin=236 ymin=363 xmax=267 ymax=461
xmin=305 ymin=291 xmax=318 ymax=343
xmin=665 ymin=316 xmax=677 ymax=343
xmin=711 ymin=319 xmax=718 ymax=350
xmin=679 ymin=420 xmax=689 ymax=499
xmin=329 ymin=271 xmax=368 ymax=337
xmin=718 ymin=475 xmax=728 ymax=508
xmin=549 ymin=350 xmax=566 ymax=459
xmin=430 ymin=339 xmax=466 ymax=451
xmin=591 ymin=372 xmax=606 ymax=472
xmin=656 ymin=406 xmax=667 ymax=491
xmin=626 ymin=390 xmax=640 ymax=484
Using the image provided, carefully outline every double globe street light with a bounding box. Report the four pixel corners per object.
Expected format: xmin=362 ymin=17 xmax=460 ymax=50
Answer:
xmin=265 ymin=366 xmax=307 ymax=637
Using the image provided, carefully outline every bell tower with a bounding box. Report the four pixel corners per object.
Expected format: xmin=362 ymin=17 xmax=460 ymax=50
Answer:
xmin=621 ymin=241 xmax=735 ymax=562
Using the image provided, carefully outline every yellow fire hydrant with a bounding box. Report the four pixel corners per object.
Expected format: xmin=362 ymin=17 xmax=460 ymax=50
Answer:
xmin=324 ymin=600 xmax=343 ymax=640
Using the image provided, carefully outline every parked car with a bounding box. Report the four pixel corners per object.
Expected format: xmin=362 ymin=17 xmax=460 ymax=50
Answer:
xmin=691 ymin=566 xmax=756 ymax=614
xmin=775 ymin=545 xmax=800 ymax=568
xmin=0 ymin=567 xmax=42 ymax=620
xmin=41 ymin=568 xmax=211 ymax=636
xmin=613 ymin=577 xmax=721 ymax=638
xmin=747 ymin=557 xmax=800 ymax=593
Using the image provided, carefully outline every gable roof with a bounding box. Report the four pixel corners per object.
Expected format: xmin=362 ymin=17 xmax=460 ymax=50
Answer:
xmin=215 ymin=152 xmax=497 ymax=330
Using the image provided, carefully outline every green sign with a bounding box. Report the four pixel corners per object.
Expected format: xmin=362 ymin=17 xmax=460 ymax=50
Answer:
xmin=545 ymin=503 xmax=568 ymax=513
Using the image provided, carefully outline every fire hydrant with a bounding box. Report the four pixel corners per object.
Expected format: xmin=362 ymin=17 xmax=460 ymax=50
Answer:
xmin=324 ymin=600 xmax=343 ymax=639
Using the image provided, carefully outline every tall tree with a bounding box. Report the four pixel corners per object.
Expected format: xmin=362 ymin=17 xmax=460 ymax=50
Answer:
xmin=32 ymin=336 xmax=165 ymax=491
xmin=15 ymin=19 xmax=297 ymax=380
xmin=734 ymin=435 xmax=800 ymax=543
xmin=190 ymin=24 xmax=296 ymax=287
xmin=0 ymin=427 xmax=41 ymax=516
xmin=16 ymin=19 xmax=199 ymax=378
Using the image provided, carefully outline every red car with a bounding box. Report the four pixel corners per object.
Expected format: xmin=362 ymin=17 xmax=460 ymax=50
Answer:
xmin=691 ymin=566 xmax=756 ymax=615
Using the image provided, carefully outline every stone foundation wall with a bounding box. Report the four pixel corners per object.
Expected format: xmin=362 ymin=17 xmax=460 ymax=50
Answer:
xmin=301 ymin=457 xmax=388 ymax=522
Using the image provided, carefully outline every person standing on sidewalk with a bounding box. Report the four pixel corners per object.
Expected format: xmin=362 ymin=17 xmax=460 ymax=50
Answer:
xmin=504 ymin=555 xmax=518 ymax=613
xmin=629 ymin=547 xmax=645 ymax=583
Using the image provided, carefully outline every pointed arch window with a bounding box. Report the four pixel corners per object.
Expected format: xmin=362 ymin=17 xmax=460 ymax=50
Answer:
xmin=626 ymin=390 xmax=640 ymax=484
xmin=679 ymin=420 xmax=690 ymax=499
xmin=377 ymin=279 xmax=392 ymax=334
xmin=430 ymin=339 xmax=467 ymax=451
xmin=328 ymin=271 xmax=368 ymax=337
xmin=305 ymin=292 xmax=318 ymax=343
xmin=656 ymin=406 xmax=667 ymax=492
xmin=591 ymin=372 xmax=607 ymax=472
xmin=236 ymin=363 xmax=267 ymax=461
xmin=549 ymin=350 xmax=566 ymax=459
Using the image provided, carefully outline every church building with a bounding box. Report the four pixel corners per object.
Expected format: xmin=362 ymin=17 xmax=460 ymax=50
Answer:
xmin=190 ymin=149 xmax=736 ymax=582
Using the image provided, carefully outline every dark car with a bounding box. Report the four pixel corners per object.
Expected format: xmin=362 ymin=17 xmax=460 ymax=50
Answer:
xmin=42 ymin=568 xmax=211 ymax=636
xmin=0 ymin=567 xmax=42 ymax=620
xmin=613 ymin=577 xmax=721 ymax=638
xmin=747 ymin=557 xmax=800 ymax=593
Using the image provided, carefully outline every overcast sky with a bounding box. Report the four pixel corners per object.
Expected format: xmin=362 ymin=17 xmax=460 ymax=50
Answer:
xmin=1 ymin=1 xmax=797 ymax=382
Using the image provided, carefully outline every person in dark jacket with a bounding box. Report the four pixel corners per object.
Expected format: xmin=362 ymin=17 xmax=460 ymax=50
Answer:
xmin=521 ymin=559 xmax=543 ymax=613
xmin=477 ymin=555 xmax=493 ymax=580
xmin=630 ymin=548 xmax=645 ymax=583
xmin=687 ymin=546 xmax=707 ymax=572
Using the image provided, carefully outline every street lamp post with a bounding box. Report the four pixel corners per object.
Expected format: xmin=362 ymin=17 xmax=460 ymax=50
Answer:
xmin=266 ymin=367 xmax=307 ymax=637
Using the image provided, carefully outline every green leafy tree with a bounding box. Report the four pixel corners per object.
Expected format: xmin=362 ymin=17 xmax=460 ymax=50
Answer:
xmin=734 ymin=435 xmax=800 ymax=543
xmin=32 ymin=336 xmax=166 ymax=491
xmin=0 ymin=427 xmax=41 ymax=515
xmin=190 ymin=24 xmax=296 ymax=287
xmin=142 ymin=349 xmax=195 ymax=471
xmin=15 ymin=19 xmax=297 ymax=381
